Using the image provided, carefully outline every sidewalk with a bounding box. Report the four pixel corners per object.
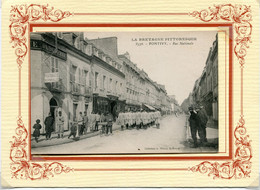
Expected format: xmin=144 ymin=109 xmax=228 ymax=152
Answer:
xmin=31 ymin=124 xmax=121 ymax=148
xmin=183 ymin=127 xmax=218 ymax=152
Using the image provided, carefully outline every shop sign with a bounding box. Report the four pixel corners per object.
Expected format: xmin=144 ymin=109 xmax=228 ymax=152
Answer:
xmin=31 ymin=40 xmax=67 ymax=60
xmin=44 ymin=72 xmax=59 ymax=83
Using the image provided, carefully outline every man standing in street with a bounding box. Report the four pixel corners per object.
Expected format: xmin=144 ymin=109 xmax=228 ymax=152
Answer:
xmin=95 ymin=112 xmax=101 ymax=131
xmin=78 ymin=112 xmax=84 ymax=136
xmin=44 ymin=112 xmax=54 ymax=140
xmin=106 ymin=111 xmax=113 ymax=135
xmin=83 ymin=111 xmax=89 ymax=135
xmin=188 ymin=106 xmax=200 ymax=148
xmin=197 ymin=105 xmax=208 ymax=143
xmin=57 ymin=111 xmax=65 ymax=138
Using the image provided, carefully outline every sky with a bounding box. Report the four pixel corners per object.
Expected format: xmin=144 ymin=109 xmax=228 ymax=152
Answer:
xmin=84 ymin=31 xmax=217 ymax=104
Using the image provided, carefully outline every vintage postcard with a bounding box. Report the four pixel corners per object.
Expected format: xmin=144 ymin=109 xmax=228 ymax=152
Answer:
xmin=1 ymin=0 xmax=259 ymax=188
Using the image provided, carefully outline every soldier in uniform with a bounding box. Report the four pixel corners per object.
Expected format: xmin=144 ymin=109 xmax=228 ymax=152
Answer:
xmin=135 ymin=110 xmax=141 ymax=130
xmin=143 ymin=111 xmax=148 ymax=129
xmin=129 ymin=110 xmax=133 ymax=129
xmin=125 ymin=110 xmax=129 ymax=129
xmin=117 ymin=111 xmax=125 ymax=130
xmin=131 ymin=110 xmax=136 ymax=128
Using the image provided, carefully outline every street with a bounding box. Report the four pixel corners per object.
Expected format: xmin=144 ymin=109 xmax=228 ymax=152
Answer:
xmin=32 ymin=114 xmax=218 ymax=154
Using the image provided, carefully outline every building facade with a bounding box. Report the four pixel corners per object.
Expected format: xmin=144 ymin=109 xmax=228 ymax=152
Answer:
xmin=183 ymin=34 xmax=218 ymax=122
xmin=86 ymin=37 xmax=126 ymax=118
xmin=31 ymin=32 xmax=93 ymax=134
xmin=31 ymin=32 xmax=173 ymax=134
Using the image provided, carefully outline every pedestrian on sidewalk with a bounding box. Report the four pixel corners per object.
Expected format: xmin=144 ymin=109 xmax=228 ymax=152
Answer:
xmin=197 ymin=105 xmax=208 ymax=143
xmin=68 ymin=120 xmax=77 ymax=139
xmin=44 ymin=112 xmax=54 ymax=140
xmin=188 ymin=106 xmax=200 ymax=148
xmin=78 ymin=112 xmax=84 ymax=136
xmin=33 ymin=119 xmax=42 ymax=143
xmin=83 ymin=111 xmax=89 ymax=135
xmin=57 ymin=111 xmax=65 ymax=138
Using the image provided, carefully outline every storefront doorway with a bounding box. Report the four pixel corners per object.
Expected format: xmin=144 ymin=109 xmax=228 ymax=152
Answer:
xmin=50 ymin=98 xmax=58 ymax=117
xmin=49 ymin=97 xmax=58 ymax=132
xmin=110 ymin=101 xmax=117 ymax=119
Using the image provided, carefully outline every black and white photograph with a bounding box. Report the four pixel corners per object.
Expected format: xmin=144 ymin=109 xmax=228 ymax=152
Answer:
xmin=30 ymin=31 xmax=219 ymax=154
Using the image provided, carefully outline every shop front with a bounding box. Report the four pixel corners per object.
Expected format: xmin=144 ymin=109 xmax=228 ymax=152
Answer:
xmin=93 ymin=94 xmax=125 ymax=120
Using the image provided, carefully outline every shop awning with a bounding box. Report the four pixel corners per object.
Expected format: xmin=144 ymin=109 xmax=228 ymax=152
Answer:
xmin=143 ymin=104 xmax=155 ymax=111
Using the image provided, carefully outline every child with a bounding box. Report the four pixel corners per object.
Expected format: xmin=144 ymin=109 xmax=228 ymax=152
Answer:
xmin=33 ymin=119 xmax=42 ymax=143
xmin=68 ymin=121 xmax=77 ymax=139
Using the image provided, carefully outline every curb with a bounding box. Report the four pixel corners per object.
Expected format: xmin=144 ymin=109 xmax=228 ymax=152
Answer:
xmin=31 ymin=124 xmax=121 ymax=148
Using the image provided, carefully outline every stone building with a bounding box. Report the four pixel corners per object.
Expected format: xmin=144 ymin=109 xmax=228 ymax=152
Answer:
xmin=31 ymin=32 xmax=92 ymax=134
xmin=183 ymin=34 xmax=218 ymax=121
xmin=86 ymin=37 xmax=126 ymax=118
xmin=31 ymin=32 xmax=173 ymax=134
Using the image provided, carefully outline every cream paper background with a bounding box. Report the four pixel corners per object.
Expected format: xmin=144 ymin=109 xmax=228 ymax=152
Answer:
xmin=1 ymin=0 xmax=259 ymax=187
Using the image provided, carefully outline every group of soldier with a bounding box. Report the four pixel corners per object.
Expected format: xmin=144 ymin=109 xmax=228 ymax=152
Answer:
xmin=69 ymin=111 xmax=114 ymax=138
xmin=188 ymin=105 xmax=208 ymax=148
xmin=67 ymin=110 xmax=162 ymax=139
xmin=117 ymin=110 xmax=161 ymax=130
xmin=32 ymin=109 xmax=162 ymax=143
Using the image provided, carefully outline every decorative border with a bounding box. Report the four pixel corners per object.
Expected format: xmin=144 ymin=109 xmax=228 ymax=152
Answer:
xmin=9 ymin=4 xmax=73 ymax=180
xmin=8 ymin=3 xmax=252 ymax=180
xmin=189 ymin=4 xmax=252 ymax=179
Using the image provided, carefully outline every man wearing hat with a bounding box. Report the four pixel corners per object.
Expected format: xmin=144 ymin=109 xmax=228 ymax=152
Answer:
xmin=188 ymin=106 xmax=200 ymax=148
xmin=197 ymin=105 xmax=208 ymax=143
xmin=44 ymin=112 xmax=54 ymax=140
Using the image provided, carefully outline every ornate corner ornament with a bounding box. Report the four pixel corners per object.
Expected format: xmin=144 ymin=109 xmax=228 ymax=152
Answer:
xmin=9 ymin=4 xmax=73 ymax=180
xmin=189 ymin=4 xmax=252 ymax=179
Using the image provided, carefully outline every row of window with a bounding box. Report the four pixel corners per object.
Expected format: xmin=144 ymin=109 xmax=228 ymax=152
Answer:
xmin=94 ymin=72 xmax=123 ymax=93
xmin=49 ymin=56 xmax=166 ymax=100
